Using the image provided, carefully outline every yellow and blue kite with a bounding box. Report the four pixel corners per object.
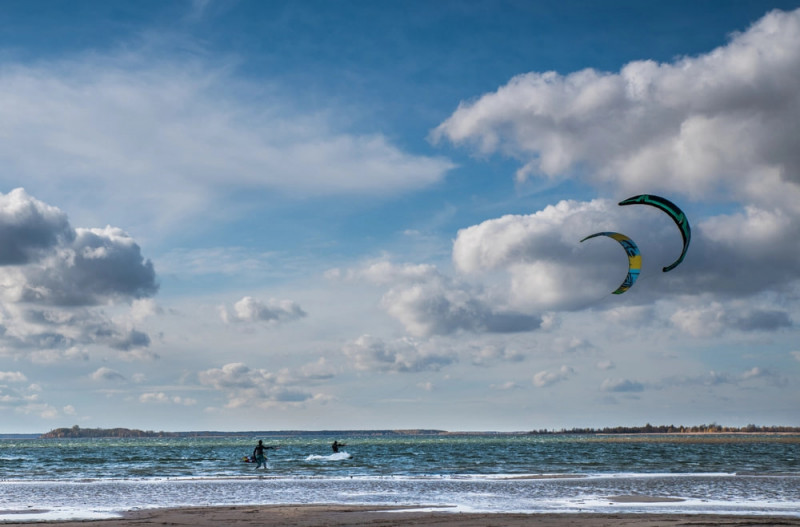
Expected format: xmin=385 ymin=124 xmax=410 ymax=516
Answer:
xmin=580 ymin=232 xmax=642 ymax=295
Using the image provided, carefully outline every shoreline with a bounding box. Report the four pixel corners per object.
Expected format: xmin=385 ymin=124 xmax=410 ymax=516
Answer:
xmin=1 ymin=505 xmax=799 ymax=527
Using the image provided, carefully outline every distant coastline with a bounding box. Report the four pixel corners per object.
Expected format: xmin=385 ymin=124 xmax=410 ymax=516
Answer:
xmin=28 ymin=423 xmax=800 ymax=439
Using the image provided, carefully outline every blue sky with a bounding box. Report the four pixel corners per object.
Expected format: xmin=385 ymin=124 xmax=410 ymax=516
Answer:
xmin=1 ymin=0 xmax=799 ymax=433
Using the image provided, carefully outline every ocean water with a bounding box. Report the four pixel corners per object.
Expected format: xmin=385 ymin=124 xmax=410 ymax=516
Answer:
xmin=1 ymin=433 xmax=798 ymax=522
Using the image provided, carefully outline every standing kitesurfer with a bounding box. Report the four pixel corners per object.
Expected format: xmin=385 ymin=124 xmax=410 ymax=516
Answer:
xmin=332 ymin=440 xmax=346 ymax=453
xmin=253 ymin=439 xmax=276 ymax=469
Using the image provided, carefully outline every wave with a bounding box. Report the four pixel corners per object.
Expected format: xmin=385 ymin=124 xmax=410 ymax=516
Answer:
xmin=305 ymin=452 xmax=352 ymax=461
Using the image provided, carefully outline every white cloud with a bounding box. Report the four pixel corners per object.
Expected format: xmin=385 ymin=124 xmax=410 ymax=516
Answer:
xmin=532 ymin=365 xmax=574 ymax=387
xmin=197 ymin=362 xmax=321 ymax=409
xmin=221 ymin=296 xmax=307 ymax=325
xmin=450 ymin=199 xmax=661 ymax=310
xmin=346 ymin=260 xmax=542 ymax=337
xmin=0 ymin=51 xmax=455 ymax=233
xmin=670 ymin=301 xmax=793 ymax=337
xmin=432 ymin=9 xmax=800 ymax=209
xmin=453 ymin=200 xmax=623 ymax=276
xmin=552 ymin=336 xmax=595 ymax=354
xmin=342 ymin=335 xmax=456 ymax=373
xmin=450 ymin=191 xmax=800 ymax=318
xmin=139 ymin=392 xmax=197 ymax=405
xmin=469 ymin=344 xmax=524 ymax=366
xmin=0 ymin=189 xmax=157 ymax=358
xmin=0 ymin=188 xmax=72 ymax=265
xmin=0 ymin=190 xmax=156 ymax=307
xmin=434 ymin=8 xmax=800 ymax=310
xmin=0 ymin=371 xmax=27 ymax=383
xmin=670 ymin=302 xmax=726 ymax=338
xmin=90 ymin=367 xmax=126 ymax=382
xmin=596 ymin=360 xmax=615 ymax=371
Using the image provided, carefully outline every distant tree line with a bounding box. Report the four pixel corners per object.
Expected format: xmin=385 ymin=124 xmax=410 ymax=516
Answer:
xmin=40 ymin=425 xmax=175 ymax=439
xmin=38 ymin=426 xmax=450 ymax=439
xmin=38 ymin=423 xmax=800 ymax=439
xmin=528 ymin=423 xmax=800 ymax=434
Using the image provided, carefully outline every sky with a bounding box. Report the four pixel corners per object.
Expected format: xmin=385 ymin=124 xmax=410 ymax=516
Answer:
xmin=1 ymin=0 xmax=799 ymax=433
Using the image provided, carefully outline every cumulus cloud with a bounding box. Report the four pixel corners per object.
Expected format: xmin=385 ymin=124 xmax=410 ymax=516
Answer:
xmin=686 ymin=208 xmax=800 ymax=296
xmin=452 ymin=194 xmax=800 ymax=309
xmin=432 ymin=9 xmax=800 ymax=206
xmin=18 ymin=227 xmax=158 ymax=307
xmin=469 ymin=344 xmax=524 ymax=366
xmin=90 ymin=367 xmax=125 ymax=382
xmin=0 ymin=50 xmax=455 ymax=232
xmin=451 ymin=199 xmax=676 ymax=310
xmin=670 ymin=302 xmax=793 ymax=337
xmin=292 ymin=358 xmax=336 ymax=381
xmin=221 ymin=296 xmax=307 ymax=325
xmin=552 ymin=336 xmax=595 ymax=354
xmin=435 ymin=8 xmax=800 ymax=306
xmin=343 ymin=261 xmax=542 ymax=337
xmin=0 ymin=189 xmax=157 ymax=357
xmin=0 ymin=188 xmax=73 ymax=265
xmin=0 ymin=190 xmax=157 ymax=308
xmin=532 ymin=365 xmax=574 ymax=387
xmin=198 ymin=362 xmax=322 ymax=409
xmin=342 ymin=334 xmax=456 ymax=373
xmin=596 ymin=360 xmax=615 ymax=371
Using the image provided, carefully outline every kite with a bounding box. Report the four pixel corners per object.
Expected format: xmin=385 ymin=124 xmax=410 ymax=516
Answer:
xmin=580 ymin=232 xmax=642 ymax=295
xmin=618 ymin=194 xmax=691 ymax=272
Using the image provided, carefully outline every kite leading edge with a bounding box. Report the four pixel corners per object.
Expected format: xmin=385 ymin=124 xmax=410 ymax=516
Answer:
xmin=579 ymin=231 xmax=642 ymax=295
xmin=618 ymin=194 xmax=691 ymax=272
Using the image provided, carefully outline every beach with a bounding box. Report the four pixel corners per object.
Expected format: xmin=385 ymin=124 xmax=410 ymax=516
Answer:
xmin=2 ymin=505 xmax=799 ymax=527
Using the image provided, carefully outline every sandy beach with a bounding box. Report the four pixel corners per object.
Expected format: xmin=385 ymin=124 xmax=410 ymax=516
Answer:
xmin=2 ymin=505 xmax=799 ymax=527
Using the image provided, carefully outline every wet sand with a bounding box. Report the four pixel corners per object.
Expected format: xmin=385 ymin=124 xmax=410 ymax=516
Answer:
xmin=2 ymin=505 xmax=799 ymax=527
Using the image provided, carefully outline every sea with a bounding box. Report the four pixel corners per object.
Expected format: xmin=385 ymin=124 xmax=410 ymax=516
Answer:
xmin=1 ymin=432 xmax=799 ymax=522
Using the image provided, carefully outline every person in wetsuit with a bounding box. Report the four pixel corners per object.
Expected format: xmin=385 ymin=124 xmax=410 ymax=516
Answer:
xmin=331 ymin=440 xmax=346 ymax=453
xmin=253 ymin=439 xmax=276 ymax=469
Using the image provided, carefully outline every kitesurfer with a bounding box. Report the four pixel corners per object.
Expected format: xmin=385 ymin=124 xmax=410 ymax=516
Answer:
xmin=253 ymin=439 xmax=276 ymax=469
xmin=332 ymin=440 xmax=346 ymax=453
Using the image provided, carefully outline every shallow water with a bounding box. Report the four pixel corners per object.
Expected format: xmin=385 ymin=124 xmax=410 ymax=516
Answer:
xmin=1 ymin=433 xmax=798 ymax=521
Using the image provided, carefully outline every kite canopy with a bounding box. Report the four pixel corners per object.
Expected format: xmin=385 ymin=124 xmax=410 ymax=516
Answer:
xmin=580 ymin=231 xmax=642 ymax=295
xmin=618 ymin=194 xmax=691 ymax=272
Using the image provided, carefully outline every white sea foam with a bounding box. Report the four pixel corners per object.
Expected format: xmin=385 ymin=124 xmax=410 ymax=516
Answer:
xmin=305 ymin=451 xmax=352 ymax=461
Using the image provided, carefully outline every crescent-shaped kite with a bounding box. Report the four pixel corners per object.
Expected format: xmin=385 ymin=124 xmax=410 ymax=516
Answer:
xmin=618 ymin=194 xmax=691 ymax=272
xmin=580 ymin=232 xmax=642 ymax=295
